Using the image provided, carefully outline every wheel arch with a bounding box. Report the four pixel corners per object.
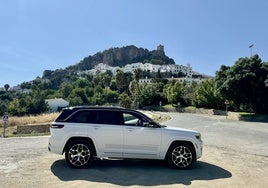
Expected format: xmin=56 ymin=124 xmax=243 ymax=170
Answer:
xmin=63 ymin=137 xmax=97 ymax=156
xmin=165 ymin=140 xmax=197 ymax=161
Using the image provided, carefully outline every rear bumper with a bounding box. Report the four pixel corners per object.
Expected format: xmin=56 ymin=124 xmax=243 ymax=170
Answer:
xmin=48 ymin=136 xmax=64 ymax=155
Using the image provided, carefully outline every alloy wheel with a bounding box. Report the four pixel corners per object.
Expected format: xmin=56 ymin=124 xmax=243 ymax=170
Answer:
xmin=171 ymin=145 xmax=193 ymax=168
xmin=67 ymin=143 xmax=91 ymax=167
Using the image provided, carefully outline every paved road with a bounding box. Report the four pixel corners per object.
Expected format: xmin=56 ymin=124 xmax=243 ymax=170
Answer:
xmin=0 ymin=113 xmax=267 ymax=188
xmin=164 ymin=113 xmax=268 ymax=157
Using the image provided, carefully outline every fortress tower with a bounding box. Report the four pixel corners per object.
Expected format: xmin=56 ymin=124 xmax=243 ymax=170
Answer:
xmin=157 ymin=44 xmax=164 ymax=52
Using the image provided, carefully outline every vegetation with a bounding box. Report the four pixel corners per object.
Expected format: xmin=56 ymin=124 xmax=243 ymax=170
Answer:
xmin=193 ymin=79 xmax=222 ymax=109
xmin=0 ymin=54 xmax=267 ymax=117
xmin=215 ymin=55 xmax=268 ymax=113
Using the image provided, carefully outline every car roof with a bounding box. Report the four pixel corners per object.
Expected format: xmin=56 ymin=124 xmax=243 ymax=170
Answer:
xmin=56 ymin=106 xmax=152 ymax=122
xmin=62 ymin=106 xmax=143 ymax=114
xmin=64 ymin=106 xmax=126 ymax=111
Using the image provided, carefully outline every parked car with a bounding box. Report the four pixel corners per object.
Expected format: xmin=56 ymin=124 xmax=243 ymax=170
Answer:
xmin=48 ymin=106 xmax=202 ymax=169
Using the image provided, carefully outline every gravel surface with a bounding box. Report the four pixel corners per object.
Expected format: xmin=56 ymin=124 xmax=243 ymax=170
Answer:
xmin=0 ymin=113 xmax=267 ymax=188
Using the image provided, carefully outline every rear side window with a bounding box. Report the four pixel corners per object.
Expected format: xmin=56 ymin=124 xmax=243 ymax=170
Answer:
xmin=55 ymin=109 xmax=74 ymax=122
xmin=66 ymin=110 xmax=124 ymax=125
xmin=97 ymin=111 xmax=123 ymax=125
xmin=67 ymin=111 xmax=93 ymax=123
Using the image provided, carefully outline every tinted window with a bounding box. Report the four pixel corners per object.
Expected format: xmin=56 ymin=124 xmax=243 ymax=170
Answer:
xmin=96 ymin=110 xmax=123 ymax=125
xmin=66 ymin=110 xmax=124 ymax=125
xmin=67 ymin=110 xmax=93 ymax=123
xmin=55 ymin=109 xmax=74 ymax=122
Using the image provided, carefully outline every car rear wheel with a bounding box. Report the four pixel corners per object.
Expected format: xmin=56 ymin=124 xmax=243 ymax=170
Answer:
xmin=65 ymin=141 xmax=94 ymax=168
xmin=167 ymin=142 xmax=195 ymax=169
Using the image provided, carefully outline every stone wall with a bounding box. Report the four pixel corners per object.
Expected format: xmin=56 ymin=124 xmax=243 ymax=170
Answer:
xmin=17 ymin=124 xmax=50 ymax=134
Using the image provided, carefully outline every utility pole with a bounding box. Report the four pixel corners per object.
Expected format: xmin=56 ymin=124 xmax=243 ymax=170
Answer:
xmin=249 ymin=44 xmax=254 ymax=57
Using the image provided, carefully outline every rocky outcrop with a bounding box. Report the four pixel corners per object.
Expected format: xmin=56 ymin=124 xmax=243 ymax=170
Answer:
xmin=42 ymin=45 xmax=175 ymax=89
xmin=66 ymin=45 xmax=175 ymax=72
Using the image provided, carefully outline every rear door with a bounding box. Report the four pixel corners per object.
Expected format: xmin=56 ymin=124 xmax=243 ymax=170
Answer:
xmin=67 ymin=110 xmax=124 ymax=158
xmin=88 ymin=110 xmax=124 ymax=158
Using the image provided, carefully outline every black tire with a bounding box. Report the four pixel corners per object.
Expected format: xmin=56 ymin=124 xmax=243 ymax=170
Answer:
xmin=65 ymin=141 xmax=94 ymax=168
xmin=167 ymin=142 xmax=195 ymax=169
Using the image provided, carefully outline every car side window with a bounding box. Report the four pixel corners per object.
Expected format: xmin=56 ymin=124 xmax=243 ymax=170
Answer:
xmin=97 ymin=111 xmax=124 ymax=125
xmin=123 ymin=112 xmax=144 ymax=126
xmin=67 ymin=111 xmax=93 ymax=123
xmin=67 ymin=110 xmax=124 ymax=125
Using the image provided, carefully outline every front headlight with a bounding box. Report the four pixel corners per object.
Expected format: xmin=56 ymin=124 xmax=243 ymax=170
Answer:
xmin=195 ymin=133 xmax=201 ymax=140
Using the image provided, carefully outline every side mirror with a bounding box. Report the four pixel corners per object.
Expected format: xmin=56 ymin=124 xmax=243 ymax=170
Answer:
xmin=143 ymin=122 xmax=149 ymax=127
xmin=143 ymin=121 xmax=159 ymax=128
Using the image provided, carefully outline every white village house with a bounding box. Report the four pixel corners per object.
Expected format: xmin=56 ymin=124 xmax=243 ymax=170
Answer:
xmin=45 ymin=98 xmax=69 ymax=112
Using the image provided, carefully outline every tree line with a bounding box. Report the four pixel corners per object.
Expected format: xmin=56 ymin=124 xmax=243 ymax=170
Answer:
xmin=0 ymin=54 xmax=267 ymax=116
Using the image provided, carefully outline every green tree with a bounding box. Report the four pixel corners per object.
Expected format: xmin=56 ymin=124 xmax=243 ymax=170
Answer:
xmin=26 ymin=90 xmax=49 ymax=114
xmin=215 ymin=55 xmax=268 ymax=113
xmin=163 ymin=81 xmax=185 ymax=105
xmin=193 ymin=79 xmax=221 ymax=109
xmin=101 ymin=72 xmax=112 ymax=88
xmin=85 ymin=87 xmax=94 ymax=98
xmin=8 ymin=99 xmax=27 ymax=116
xmin=115 ymin=70 xmax=132 ymax=93
xmin=129 ymin=80 xmax=139 ymax=100
xmin=110 ymin=80 xmax=117 ymax=91
xmin=69 ymin=96 xmax=83 ymax=106
xmin=183 ymin=81 xmax=198 ymax=106
xmin=69 ymin=88 xmax=88 ymax=104
xmin=20 ymin=82 xmax=32 ymax=90
xmin=59 ymin=82 xmax=73 ymax=98
xmin=4 ymin=84 xmax=10 ymax=91
xmin=93 ymin=74 xmax=102 ymax=87
xmin=133 ymin=68 xmax=143 ymax=81
xmin=119 ymin=93 xmax=132 ymax=108
xmin=105 ymin=89 xmax=119 ymax=103
xmin=92 ymin=92 xmax=104 ymax=105
xmin=0 ymin=100 xmax=8 ymax=116
xmin=74 ymin=79 xmax=91 ymax=88
xmin=129 ymin=81 xmax=162 ymax=107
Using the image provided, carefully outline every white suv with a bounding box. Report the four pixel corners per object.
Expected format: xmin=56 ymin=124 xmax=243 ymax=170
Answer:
xmin=48 ymin=106 xmax=202 ymax=169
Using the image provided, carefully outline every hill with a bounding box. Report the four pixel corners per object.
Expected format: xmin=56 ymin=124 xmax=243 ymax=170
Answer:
xmin=66 ymin=45 xmax=175 ymax=72
xmin=41 ymin=45 xmax=175 ymax=88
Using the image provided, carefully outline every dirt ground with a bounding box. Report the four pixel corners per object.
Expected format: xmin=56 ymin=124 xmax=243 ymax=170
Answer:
xmin=0 ymin=136 xmax=267 ymax=188
xmin=1 ymin=112 xmax=268 ymax=188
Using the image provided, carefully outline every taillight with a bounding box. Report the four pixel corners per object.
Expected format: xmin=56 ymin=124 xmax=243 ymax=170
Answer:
xmin=50 ymin=124 xmax=64 ymax=129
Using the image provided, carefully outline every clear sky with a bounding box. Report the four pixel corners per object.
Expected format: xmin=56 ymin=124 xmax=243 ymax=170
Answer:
xmin=0 ymin=0 xmax=267 ymax=87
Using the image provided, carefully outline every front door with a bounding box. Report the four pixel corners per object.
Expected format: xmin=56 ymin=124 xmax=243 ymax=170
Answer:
xmin=122 ymin=112 xmax=162 ymax=159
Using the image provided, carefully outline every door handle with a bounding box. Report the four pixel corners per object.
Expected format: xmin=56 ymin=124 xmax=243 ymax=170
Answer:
xmin=92 ymin=126 xmax=101 ymax=130
xmin=126 ymin=128 xmax=135 ymax=132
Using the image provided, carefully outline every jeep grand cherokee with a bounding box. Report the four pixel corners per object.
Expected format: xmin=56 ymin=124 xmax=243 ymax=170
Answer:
xmin=48 ymin=106 xmax=202 ymax=169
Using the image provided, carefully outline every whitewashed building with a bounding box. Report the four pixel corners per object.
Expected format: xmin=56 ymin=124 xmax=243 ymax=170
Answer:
xmin=45 ymin=98 xmax=69 ymax=112
xmin=138 ymin=77 xmax=152 ymax=84
xmin=77 ymin=62 xmax=194 ymax=79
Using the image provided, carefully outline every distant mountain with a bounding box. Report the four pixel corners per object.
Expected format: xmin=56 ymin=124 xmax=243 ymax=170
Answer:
xmin=40 ymin=45 xmax=175 ymax=88
xmin=65 ymin=45 xmax=175 ymax=72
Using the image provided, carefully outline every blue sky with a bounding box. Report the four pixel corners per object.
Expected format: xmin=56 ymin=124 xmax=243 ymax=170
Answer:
xmin=0 ymin=0 xmax=267 ymax=87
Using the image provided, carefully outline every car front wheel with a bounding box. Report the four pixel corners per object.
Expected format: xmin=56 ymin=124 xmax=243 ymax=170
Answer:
xmin=167 ymin=142 xmax=195 ymax=169
xmin=65 ymin=141 xmax=94 ymax=168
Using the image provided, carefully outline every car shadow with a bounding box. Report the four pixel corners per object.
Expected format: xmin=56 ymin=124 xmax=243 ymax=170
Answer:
xmin=51 ymin=159 xmax=232 ymax=186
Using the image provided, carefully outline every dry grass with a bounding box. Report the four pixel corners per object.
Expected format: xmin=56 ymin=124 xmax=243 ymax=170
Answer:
xmin=0 ymin=113 xmax=60 ymax=127
xmin=0 ymin=111 xmax=170 ymax=137
xmin=0 ymin=113 xmax=60 ymax=137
